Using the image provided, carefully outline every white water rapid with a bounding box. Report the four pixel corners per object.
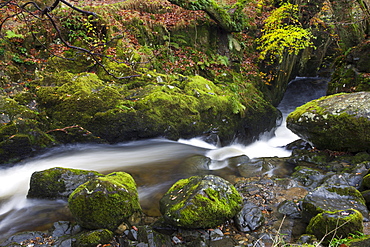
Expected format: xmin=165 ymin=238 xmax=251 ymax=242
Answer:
xmin=0 ymin=77 xmax=328 ymax=240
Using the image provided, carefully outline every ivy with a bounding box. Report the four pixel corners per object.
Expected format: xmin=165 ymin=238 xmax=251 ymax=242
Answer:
xmin=257 ymin=3 xmax=315 ymax=63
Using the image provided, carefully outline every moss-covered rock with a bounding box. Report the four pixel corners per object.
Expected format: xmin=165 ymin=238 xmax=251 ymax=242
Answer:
xmin=68 ymin=172 xmax=141 ymax=230
xmin=27 ymin=167 xmax=103 ymax=199
xmin=35 ymin=72 xmax=122 ymax=126
xmin=87 ymin=74 xmax=279 ymax=144
xmin=0 ymin=96 xmax=56 ymax=163
xmin=306 ymin=209 xmax=364 ymax=245
xmin=159 ymin=175 xmax=243 ymax=228
xmin=72 ymin=229 xmax=114 ymax=247
xmin=302 ymin=185 xmax=369 ymax=222
xmin=287 ymin=92 xmax=370 ymax=152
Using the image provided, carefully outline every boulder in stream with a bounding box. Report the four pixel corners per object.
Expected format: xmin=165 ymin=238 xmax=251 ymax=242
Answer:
xmin=27 ymin=167 xmax=103 ymax=199
xmin=286 ymin=92 xmax=370 ymax=152
xmin=159 ymin=175 xmax=243 ymax=228
xmin=68 ymin=172 xmax=141 ymax=230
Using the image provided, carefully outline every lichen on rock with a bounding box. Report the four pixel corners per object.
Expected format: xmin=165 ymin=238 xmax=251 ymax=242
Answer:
xmin=287 ymin=92 xmax=370 ymax=152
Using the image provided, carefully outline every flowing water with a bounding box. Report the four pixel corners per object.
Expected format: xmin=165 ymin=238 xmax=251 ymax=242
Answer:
xmin=0 ymin=77 xmax=328 ymax=240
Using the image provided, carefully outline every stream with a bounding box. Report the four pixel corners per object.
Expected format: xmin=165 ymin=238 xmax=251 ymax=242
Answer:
xmin=0 ymin=77 xmax=328 ymax=241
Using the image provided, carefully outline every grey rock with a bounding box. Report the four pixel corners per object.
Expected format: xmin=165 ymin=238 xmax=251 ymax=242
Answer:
xmin=287 ymin=92 xmax=370 ymax=152
xmin=234 ymin=202 xmax=265 ymax=232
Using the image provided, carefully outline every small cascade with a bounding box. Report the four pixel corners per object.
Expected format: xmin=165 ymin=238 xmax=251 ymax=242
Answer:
xmin=0 ymin=77 xmax=328 ymax=241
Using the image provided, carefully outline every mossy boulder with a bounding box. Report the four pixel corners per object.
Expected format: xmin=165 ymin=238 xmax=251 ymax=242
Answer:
xmin=68 ymin=172 xmax=141 ymax=230
xmin=35 ymin=72 xmax=122 ymax=126
xmin=27 ymin=167 xmax=103 ymax=199
xmin=306 ymin=209 xmax=363 ymax=244
xmin=72 ymin=229 xmax=114 ymax=247
xmin=0 ymin=96 xmax=55 ymax=163
xmin=306 ymin=209 xmax=364 ymax=245
xmin=88 ymin=74 xmax=279 ymax=144
xmin=33 ymin=70 xmax=279 ymax=145
xmin=287 ymin=92 xmax=370 ymax=152
xmin=302 ymin=185 xmax=369 ymax=222
xmin=159 ymin=175 xmax=243 ymax=228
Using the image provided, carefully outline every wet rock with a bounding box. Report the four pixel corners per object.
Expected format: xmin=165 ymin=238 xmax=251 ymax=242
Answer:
xmin=178 ymin=155 xmax=210 ymax=175
xmin=119 ymin=225 xmax=172 ymax=247
xmin=234 ymin=202 xmax=264 ymax=232
xmin=277 ymin=200 xmax=302 ymax=219
xmin=227 ymin=155 xmax=251 ymax=174
xmin=159 ymin=175 xmax=243 ymax=228
xmin=306 ymin=209 xmax=364 ymax=245
xmin=286 ymin=139 xmax=312 ymax=151
xmin=237 ymin=159 xmax=263 ymax=178
xmin=228 ymin=155 xmax=251 ymax=166
xmin=291 ymin=166 xmax=326 ymax=189
xmin=27 ymin=167 xmax=103 ymax=199
xmin=68 ymin=172 xmax=142 ymax=230
xmin=50 ymin=221 xmax=81 ymax=238
xmin=287 ymin=92 xmax=370 ymax=152
xmin=321 ymin=173 xmax=364 ymax=189
xmin=288 ymin=149 xmax=330 ymax=165
xmin=302 ymin=185 xmax=369 ymax=222
xmin=237 ymin=157 xmax=293 ymax=178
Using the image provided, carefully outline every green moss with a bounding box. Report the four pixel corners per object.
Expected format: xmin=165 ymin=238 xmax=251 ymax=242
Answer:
xmin=0 ymin=122 xmax=17 ymax=141
xmin=98 ymin=171 xmax=137 ymax=192
xmin=0 ymin=96 xmax=57 ymax=163
xmin=36 ymin=72 xmax=122 ymax=126
xmin=160 ymin=175 xmax=243 ymax=228
xmin=306 ymin=209 xmax=364 ymax=244
xmin=68 ymin=172 xmax=141 ymax=230
xmin=327 ymin=187 xmax=366 ymax=205
xmin=73 ymin=229 xmax=114 ymax=247
xmin=287 ymin=93 xmax=370 ymax=152
xmin=287 ymin=94 xmax=341 ymax=122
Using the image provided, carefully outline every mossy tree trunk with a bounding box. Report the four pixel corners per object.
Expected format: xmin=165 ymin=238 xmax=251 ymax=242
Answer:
xmin=167 ymin=0 xmax=249 ymax=32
